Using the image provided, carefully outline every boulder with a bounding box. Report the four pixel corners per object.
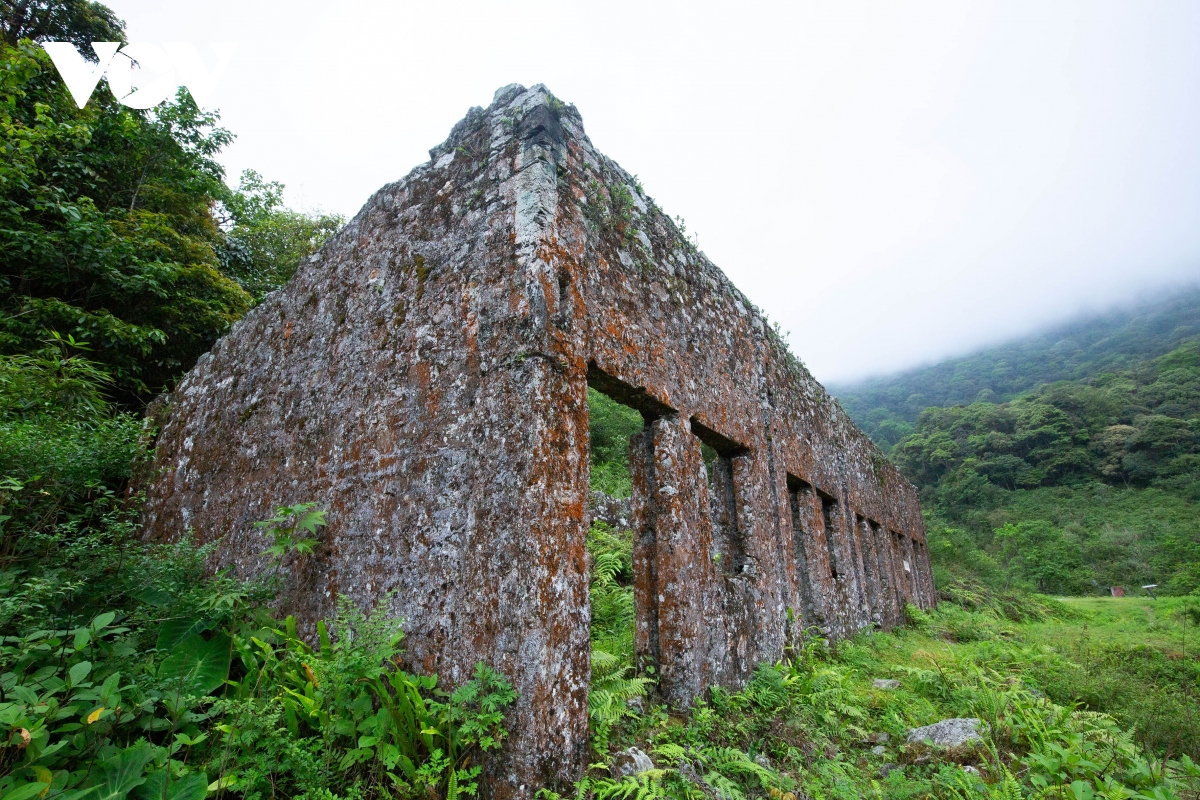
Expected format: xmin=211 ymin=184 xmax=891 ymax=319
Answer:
xmin=610 ymin=747 xmax=655 ymax=779
xmin=873 ymin=679 xmax=901 ymax=690
xmin=588 ymin=491 xmax=632 ymax=530
xmin=906 ymin=718 xmax=984 ymax=748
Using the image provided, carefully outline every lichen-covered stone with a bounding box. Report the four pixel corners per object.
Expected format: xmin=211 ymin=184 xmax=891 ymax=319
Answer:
xmin=587 ymin=491 xmax=631 ymax=530
xmin=609 ymin=747 xmax=655 ymax=779
xmin=141 ymin=84 xmax=934 ymax=796
xmin=906 ymin=718 xmax=984 ymax=748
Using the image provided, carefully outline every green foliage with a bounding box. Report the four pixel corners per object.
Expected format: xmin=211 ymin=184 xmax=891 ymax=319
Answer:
xmin=863 ymin=336 xmax=1200 ymax=596
xmin=588 ymin=389 xmax=643 ymax=498
xmin=583 ymin=180 xmax=639 ymax=245
xmin=588 ymin=523 xmax=635 ymax=660
xmin=571 ymin=582 xmax=1200 ymax=799
xmin=0 ymin=38 xmax=252 ymax=402
xmin=891 ymin=341 xmax=1200 ymax=493
xmin=255 ymin=503 xmax=326 ymax=571
xmin=219 ymin=596 xmax=517 ymax=799
xmin=588 ymin=651 xmax=651 ymax=757
xmin=0 ymin=516 xmax=520 ymax=800
xmin=1 ymin=0 xmax=126 ymax=50
xmin=217 ymin=170 xmax=344 ymax=301
xmin=935 ymin=580 xmax=1072 ymax=624
xmin=0 ymin=341 xmax=140 ymax=563
xmin=0 ymin=334 xmax=112 ymax=421
xmin=0 ymin=512 xmax=247 ymax=800
xmin=586 ymin=522 xmax=649 ymax=755
xmin=834 ymin=286 xmax=1200 ymax=450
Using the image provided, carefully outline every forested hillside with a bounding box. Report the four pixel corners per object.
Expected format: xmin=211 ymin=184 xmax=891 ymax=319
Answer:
xmin=833 ymin=286 xmax=1200 ymax=451
xmin=828 ymin=289 xmax=1200 ymax=599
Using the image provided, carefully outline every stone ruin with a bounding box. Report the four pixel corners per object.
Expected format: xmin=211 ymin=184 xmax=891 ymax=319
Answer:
xmin=142 ymin=84 xmax=935 ymax=796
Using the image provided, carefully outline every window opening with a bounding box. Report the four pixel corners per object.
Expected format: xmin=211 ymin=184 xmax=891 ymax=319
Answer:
xmin=689 ymin=417 xmax=749 ymax=576
xmin=819 ymin=490 xmax=841 ymax=580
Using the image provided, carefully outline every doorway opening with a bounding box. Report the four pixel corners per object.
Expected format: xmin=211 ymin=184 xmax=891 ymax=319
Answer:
xmin=583 ymin=364 xmax=671 ymax=723
xmin=585 ymin=383 xmax=642 ymax=664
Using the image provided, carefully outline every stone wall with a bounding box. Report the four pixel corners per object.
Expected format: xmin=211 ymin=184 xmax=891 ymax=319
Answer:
xmin=141 ymin=84 xmax=934 ymax=796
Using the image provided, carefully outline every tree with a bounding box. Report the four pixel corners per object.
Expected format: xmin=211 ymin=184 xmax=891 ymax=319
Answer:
xmin=0 ymin=38 xmax=251 ymax=403
xmin=218 ymin=169 xmax=344 ymax=300
xmin=1 ymin=0 xmax=125 ymax=50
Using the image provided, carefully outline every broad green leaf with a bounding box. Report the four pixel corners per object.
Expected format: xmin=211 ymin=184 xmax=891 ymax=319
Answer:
xmin=0 ymin=783 xmax=49 ymax=800
xmin=206 ymin=776 xmax=235 ymax=793
xmin=159 ymin=635 xmax=231 ymax=695
xmin=68 ymin=661 xmax=92 ymax=686
xmin=84 ymin=745 xmax=156 ymax=800
xmin=131 ymin=771 xmax=207 ymax=800
xmin=132 ymin=587 xmax=175 ymax=609
xmin=90 ymin=612 xmax=116 ymax=631
xmin=60 ymin=789 xmax=101 ymax=800
xmin=155 ymin=618 xmax=211 ymax=652
xmin=10 ymin=685 xmax=38 ymax=705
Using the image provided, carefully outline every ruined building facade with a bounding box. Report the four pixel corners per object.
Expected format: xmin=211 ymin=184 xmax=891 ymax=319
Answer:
xmin=142 ymin=84 xmax=935 ymax=795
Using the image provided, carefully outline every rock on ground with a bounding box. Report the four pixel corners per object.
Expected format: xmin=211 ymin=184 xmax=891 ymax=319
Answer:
xmin=906 ymin=718 xmax=984 ymax=748
xmin=610 ymin=747 xmax=655 ymax=778
xmin=588 ymin=491 xmax=632 ymax=530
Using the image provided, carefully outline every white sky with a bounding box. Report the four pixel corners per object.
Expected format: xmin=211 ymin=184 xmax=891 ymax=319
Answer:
xmin=105 ymin=0 xmax=1200 ymax=384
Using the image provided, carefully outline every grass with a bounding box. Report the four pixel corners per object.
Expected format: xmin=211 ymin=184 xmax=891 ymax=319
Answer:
xmin=580 ymin=520 xmax=1200 ymax=799
xmin=1023 ymin=596 xmax=1197 ymax=652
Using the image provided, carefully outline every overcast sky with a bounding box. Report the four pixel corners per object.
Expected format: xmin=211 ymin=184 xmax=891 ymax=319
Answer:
xmin=104 ymin=0 xmax=1200 ymax=385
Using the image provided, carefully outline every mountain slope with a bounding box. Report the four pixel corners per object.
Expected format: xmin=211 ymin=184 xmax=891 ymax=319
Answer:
xmin=828 ymin=285 xmax=1200 ymax=597
xmin=832 ymin=283 xmax=1200 ymax=450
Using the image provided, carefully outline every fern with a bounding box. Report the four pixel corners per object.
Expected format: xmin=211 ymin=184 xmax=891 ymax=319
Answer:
xmin=990 ymin=768 xmax=1024 ymax=800
xmin=593 ymin=551 xmax=626 ymax=588
xmin=586 ymin=773 xmax=672 ymax=800
xmin=589 ymin=648 xmax=653 ymax=752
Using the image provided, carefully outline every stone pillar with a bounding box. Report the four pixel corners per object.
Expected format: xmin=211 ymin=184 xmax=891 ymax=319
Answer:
xmin=915 ymin=540 xmax=937 ymax=605
xmin=889 ymin=531 xmax=910 ymax=607
xmin=724 ymin=450 xmax=784 ymax=684
xmin=630 ymin=416 xmax=725 ymax=708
